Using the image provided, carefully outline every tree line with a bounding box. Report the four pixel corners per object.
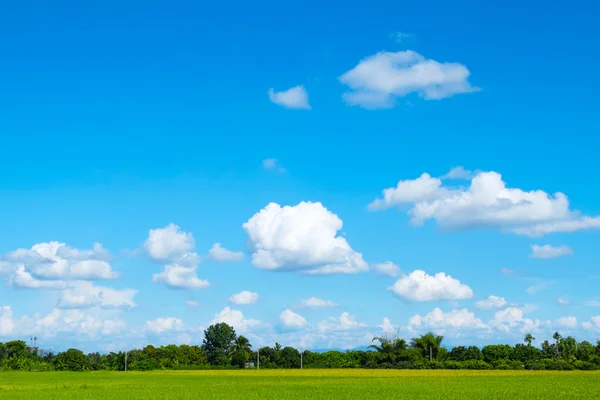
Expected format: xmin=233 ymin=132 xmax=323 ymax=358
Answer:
xmin=2 ymin=323 xmax=599 ymax=371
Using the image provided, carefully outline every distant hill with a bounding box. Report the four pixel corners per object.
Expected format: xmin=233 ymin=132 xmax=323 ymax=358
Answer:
xmin=310 ymin=346 xmax=372 ymax=353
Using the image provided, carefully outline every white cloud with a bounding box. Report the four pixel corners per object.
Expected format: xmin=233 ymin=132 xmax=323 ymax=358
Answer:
xmin=582 ymin=316 xmax=600 ymax=331
xmin=144 ymin=224 xmax=196 ymax=262
xmin=210 ymin=307 xmax=259 ymax=332
xmin=10 ymin=266 xmax=68 ymax=289
xmin=379 ymin=317 xmax=396 ymax=334
xmin=209 ymin=243 xmax=244 ymax=262
xmin=526 ymin=280 xmax=554 ymax=294
xmin=186 ymin=300 xmax=199 ymax=308
xmin=409 ymin=308 xmax=488 ymax=334
xmin=369 ymin=170 xmax=575 ymax=233
xmin=298 ymin=297 xmax=339 ymax=309
xmin=242 ymin=202 xmax=368 ymax=275
xmin=389 ymin=270 xmax=473 ymax=302
xmin=229 ymin=291 xmax=259 ymax=305
xmin=2 ymin=241 xmax=118 ymax=281
xmin=373 ymin=261 xmax=402 ymax=278
xmin=391 ymin=32 xmax=412 ymax=43
xmin=339 ymin=50 xmax=479 ymax=109
xmin=556 ymin=297 xmax=570 ymax=306
xmin=441 ymin=166 xmax=473 ymax=180
xmin=145 ymin=317 xmax=183 ymax=334
xmin=490 ymin=307 xmax=524 ymax=332
xmin=0 ymin=306 xmax=15 ymax=335
xmin=317 ymin=312 xmax=366 ymax=332
xmin=56 ymin=281 xmax=136 ymax=309
xmin=267 ymin=85 xmax=311 ymax=110
xmin=585 ymin=299 xmax=600 ymax=307
xmin=152 ymin=264 xmax=209 ymax=289
xmin=530 ymin=244 xmax=573 ymax=259
xmin=262 ymin=158 xmax=286 ymax=173
xmin=476 ymin=295 xmax=507 ymax=310
xmin=279 ymin=309 xmax=308 ymax=330
xmin=513 ymin=216 xmax=600 ymax=237
xmin=555 ymin=316 xmax=577 ymax=329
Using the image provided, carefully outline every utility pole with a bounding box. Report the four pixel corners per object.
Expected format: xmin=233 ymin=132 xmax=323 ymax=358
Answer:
xmin=124 ymin=351 xmax=128 ymax=372
xmin=429 ymin=345 xmax=432 ymax=361
xmin=300 ymin=351 xmax=303 ymax=369
xmin=257 ymin=348 xmax=259 ymax=370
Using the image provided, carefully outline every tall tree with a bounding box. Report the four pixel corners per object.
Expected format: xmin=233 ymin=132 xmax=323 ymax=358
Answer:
xmin=524 ymin=333 xmax=535 ymax=347
xmin=411 ymin=332 xmax=444 ymax=360
xmin=203 ymin=323 xmax=237 ymax=366
xmin=553 ymin=332 xmax=562 ymax=357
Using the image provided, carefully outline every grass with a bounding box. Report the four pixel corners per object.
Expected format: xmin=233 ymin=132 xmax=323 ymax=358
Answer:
xmin=1 ymin=369 xmax=599 ymax=399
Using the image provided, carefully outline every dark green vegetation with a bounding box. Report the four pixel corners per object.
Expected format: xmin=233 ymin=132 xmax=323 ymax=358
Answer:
xmin=2 ymin=324 xmax=600 ymax=371
xmin=1 ymin=370 xmax=600 ymax=399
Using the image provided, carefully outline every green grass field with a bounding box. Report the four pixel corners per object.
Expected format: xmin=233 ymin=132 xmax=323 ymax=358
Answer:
xmin=1 ymin=370 xmax=599 ymax=399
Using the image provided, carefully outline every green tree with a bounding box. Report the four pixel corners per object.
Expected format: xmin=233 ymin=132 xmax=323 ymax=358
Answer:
xmin=203 ymin=323 xmax=237 ymax=366
xmin=524 ymin=333 xmax=535 ymax=347
xmin=411 ymin=332 xmax=444 ymax=360
xmin=53 ymin=349 xmax=90 ymax=371
xmin=553 ymin=332 xmax=562 ymax=357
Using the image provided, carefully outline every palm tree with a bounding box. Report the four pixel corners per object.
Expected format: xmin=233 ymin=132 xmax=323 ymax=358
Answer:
xmin=524 ymin=333 xmax=535 ymax=347
xmin=553 ymin=332 xmax=562 ymax=356
xmin=233 ymin=335 xmax=252 ymax=354
xmin=369 ymin=336 xmax=407 ymax=354
xmin=411 ymin=332 xmax=444 ymax=360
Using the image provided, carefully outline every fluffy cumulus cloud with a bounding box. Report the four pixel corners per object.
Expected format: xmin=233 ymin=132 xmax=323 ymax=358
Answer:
xmin=339 ymin=50 xmax=479 ymax=109
xmin=1 ymin=241 xmax=118 ymax=282
xmin=229 ymin=291 xmax=259 ymax=305
xmin=316 ymin=312 xmax=366 ymax=332
xmin=489 ymin=307 xmax=550 ymax=334
xmin=0 ymin=306 xmax=127 ymax=339
xmin=208 ymin=243 xmax=244 ymax=262
xmin=555 ymin=316 xmax=578 ymax=329
xmin=56 ymin=281 xmax=137 ymax=309
xmin=242 ymin=202 xmax=368 ymax=275
xmin=145 ymin=317 xmax=183 ymax=334
xmin=476 ymin=295 xmax=507 ymax=310
xmin=409 ymin=308 xmax=488 ymax=334
xmin=152 ymin=264 xmax=209 ymax=290
xmin=298 ymin=297 xmax=339 ymax=309
xmin=379 ymin=317 xmax=396 ymax=334
xmin=279 ymin=309 xmax=308 ymax=331
xmin=582 ymin=316 xmax=600 ymax=331
xmin=367 ymin=169 xmax=598 ymax=236
xmin=389 ymin=270 xmax=473 ymax=302
xmin=267 ymin=85 xmax=311 ymax=110
xmin=530 ymin=244 xmax=573 ymax=259
xmin=210 ymin=307 xmax=259 ymax=332
xmin=144 ymin=223 xmax=198 ymax=264
xmin=373 ymin=261 xmax=402 ymax=278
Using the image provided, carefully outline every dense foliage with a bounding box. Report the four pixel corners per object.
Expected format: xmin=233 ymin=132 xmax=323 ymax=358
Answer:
xmin=2 ymin=326 xmax=600 ymax=371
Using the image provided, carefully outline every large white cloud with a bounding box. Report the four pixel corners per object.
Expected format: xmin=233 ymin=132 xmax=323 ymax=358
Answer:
xmin=229 ymin=291 xmax=259 ymax=305
xmin=316 ymin=312 xmax=366 ymax=332
xmin=0 ymin=306 xmax=15 ymax=336
xmin=145 ymin=317 xmax=183 ymax=334
xmin=56 ymin=281 xmax=137 ymax=309
xmin=10 ymin=266 xmax=68 ymax=289
xmin=339 ymin=50 xmax=479 ymax=109
xmin=555 ymin=316 xmax=578 ymax=329
xmin=144 ymin=223 xmax=196 ymax=263
xmin=409 ymin=308 xmax=488 ymax=334
xmin=389 ymin=270 xmax=473 ymax=302
xmin=242 ymin=202 xmax=368 ymax=275
xmin=209 ymin=243 xmax=244 ymax=262
xmin=2 ymin=241 xmax=118 ymax=281
xmin=476 ymin=295 xmax=507 ymax=310
xmin=582 ymin=316 xmax=600 ymax=331
xmin=267 ymin=85 xmax=311 ymax=110
xmin=152 ymin=264 xmax=209 ymax=290
xmin=279 ymin=309 xmax=308 ymax=331
xmin=530 ymin=245 xmax=573 ymax=259
xmin=210 ymin=307 xmax=259 ymax=332
xmin=368 ymin=169 xmax=597 ymax=236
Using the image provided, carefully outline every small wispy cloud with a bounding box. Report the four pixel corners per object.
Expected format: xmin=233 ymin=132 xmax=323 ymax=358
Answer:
xmin=530 ymin=244 xmax=573 ymax=259
xmin=267 ymin=85 xmax=311 ymax=110
xmin=262 ymin=158 xmax=286 ymax=173
xmin=526 ymin=280 xmax=555 ymax=294
xmin=390 ymin=32 xmax=412 ymax=43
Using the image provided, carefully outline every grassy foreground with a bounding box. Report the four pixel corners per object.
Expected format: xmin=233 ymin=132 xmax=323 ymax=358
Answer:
xmin=1 ymin=369 xmax=599 ymax=399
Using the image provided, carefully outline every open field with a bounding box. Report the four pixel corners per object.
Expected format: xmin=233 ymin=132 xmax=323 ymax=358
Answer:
xmin=1 ymin=370 xmax=600 ymax=399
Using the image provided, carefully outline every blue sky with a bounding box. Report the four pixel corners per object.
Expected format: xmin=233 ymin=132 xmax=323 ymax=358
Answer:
xmin=1 ymin=0 xmax=600 ymax=352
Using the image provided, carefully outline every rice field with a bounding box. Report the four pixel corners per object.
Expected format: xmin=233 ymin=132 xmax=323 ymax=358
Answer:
xmin=1 ymin=369 xmax=599 ymax=399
